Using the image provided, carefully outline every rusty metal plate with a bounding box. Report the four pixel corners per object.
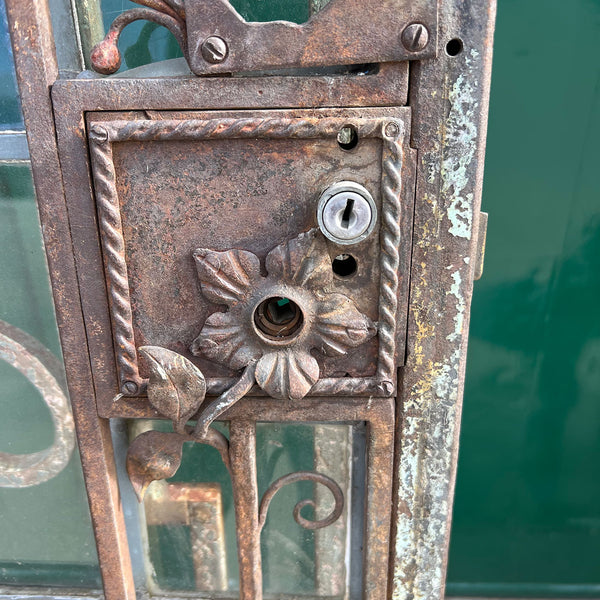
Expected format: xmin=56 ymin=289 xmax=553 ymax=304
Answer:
xmin=85 ymin=107 xmax=415 ymax=415
xmin=186 ymin=0 xmax=439 ymax=75
xmin=90 ymin=0 xmax=437 ymax=77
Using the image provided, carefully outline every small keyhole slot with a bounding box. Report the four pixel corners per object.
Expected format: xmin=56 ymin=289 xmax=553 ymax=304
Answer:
xmin=341 ymin=198 xmax=355 ymax=229
xmin=254 ymin=297 xmax=304 ymax=339
xmin=332 ymin=254 xmax=358 ymax=277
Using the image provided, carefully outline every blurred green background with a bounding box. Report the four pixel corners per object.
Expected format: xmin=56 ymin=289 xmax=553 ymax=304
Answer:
xmin=1 ymin=0 xmax=599 ymax=595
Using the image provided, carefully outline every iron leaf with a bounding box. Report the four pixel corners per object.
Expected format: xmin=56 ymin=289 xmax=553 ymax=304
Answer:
xmin=139 ymin=346 xmax=206 ymax=433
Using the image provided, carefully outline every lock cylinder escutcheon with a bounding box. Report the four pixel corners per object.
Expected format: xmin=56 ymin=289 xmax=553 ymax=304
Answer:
xmin=317 ymin=181 xmax=377 ymax=245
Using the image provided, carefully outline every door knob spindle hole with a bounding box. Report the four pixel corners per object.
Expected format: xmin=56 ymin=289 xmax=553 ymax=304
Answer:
xmin=254 ymin=297 xmax=304 ymax=339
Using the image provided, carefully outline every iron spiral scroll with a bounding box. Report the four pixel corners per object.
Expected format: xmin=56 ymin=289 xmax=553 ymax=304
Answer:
xmin=258 ymin=471 xmax=344 ymax=532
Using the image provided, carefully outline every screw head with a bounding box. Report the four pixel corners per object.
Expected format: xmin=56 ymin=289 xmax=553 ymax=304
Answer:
xmin=201 ymin=36 xmax=228 ymax=64
xmin=401 ymin=23 xmax=429 ymax=52
xmin=122 ymin=381 xmax=139 ymax=395
xmin=384 ymin=121 xmax=400 ymax=138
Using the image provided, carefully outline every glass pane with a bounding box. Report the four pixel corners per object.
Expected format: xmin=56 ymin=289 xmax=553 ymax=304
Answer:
xmin=229 ymin=0 xmax=310 ymax=24
xmin=139 ymin=421 xmax=357 ymax=597
xmin=0 ymin=0 xmax=24 ymax=130
xmin=0 ymin=164 xmax=100 ymax=588
xmin=136 ymin=419 xmax=235 ymax=593
xmin=257 ymin=422 xmax=353 ymax=597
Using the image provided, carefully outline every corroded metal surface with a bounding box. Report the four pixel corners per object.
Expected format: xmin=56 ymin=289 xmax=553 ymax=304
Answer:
xmin=86 ymin=110 xmax=412 ymax=407
xmin=91 ymin=0 xmax=438 ymax=76
xmin=0 ymin=321 xmax=74 ymax=488
xmin=390 ymin=1 xmax=497 ymax=598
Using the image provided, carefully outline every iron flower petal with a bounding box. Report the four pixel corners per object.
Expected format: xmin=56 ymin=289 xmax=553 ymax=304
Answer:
xmin=255 ymin=349 xmax=320 ymax=400
xmin=191 ymin=309 xmax=261 ymax=371
xmin=312 ymin=293 xmax=377 ymax=356
xmin=265 ymin=229 xmax=333 ymax=289
xmin=194 ymin=247 xmax=261 ymax=307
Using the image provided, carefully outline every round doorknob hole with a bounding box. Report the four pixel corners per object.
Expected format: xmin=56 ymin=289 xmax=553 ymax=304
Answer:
xmin=254 ymin=297 xmax=304 ymax=339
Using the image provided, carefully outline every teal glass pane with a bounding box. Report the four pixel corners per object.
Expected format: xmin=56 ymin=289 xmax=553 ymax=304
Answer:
xmin=447 ymin=0 xmax=600 ymax=595
xmin=0 ymin=164 xmax=101 ymax=588
xmin=0 ymin=0 xmax=24 ymax=130
xmin=229 ymin=0 xmax=310 ymax=24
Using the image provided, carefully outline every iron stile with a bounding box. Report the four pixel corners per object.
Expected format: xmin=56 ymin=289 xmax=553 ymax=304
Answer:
xmin=5 ymin=0 xmax=496 ymax=598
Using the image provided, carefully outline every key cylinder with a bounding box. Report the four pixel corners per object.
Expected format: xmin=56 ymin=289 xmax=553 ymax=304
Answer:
xmin=317 ymin=181 xmax=377 ymax=245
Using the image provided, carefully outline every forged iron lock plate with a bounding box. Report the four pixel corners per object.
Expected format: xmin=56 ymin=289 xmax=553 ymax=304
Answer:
xmin=86 ymin=107 xmax=415 ymax=406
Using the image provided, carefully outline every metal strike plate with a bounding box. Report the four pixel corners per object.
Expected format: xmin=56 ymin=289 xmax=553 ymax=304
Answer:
xmin=90 ymin=0 xmax=438 ymax=77
xmin=186 ymin=0 xmax=439 ymax=75
xmin=85 ymin=107 xmax=415 ymax=412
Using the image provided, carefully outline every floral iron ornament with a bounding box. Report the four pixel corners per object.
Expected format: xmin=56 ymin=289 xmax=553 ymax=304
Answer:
xmin=126 ymin=229 xmax=368 ymax=518
xmin=191 ymin=228 xmax=377 ymax=400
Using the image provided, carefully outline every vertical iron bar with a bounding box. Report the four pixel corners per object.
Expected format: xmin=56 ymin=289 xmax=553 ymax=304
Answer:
xmin=364 ymin=399 xmax=395 ymax=598
xmin=5 ymin=1 xmax=135 ymax=598
xmin=229 ymin=419 xmax=262 ymax=600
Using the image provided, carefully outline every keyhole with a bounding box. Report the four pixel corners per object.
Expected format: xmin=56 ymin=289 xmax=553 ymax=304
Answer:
xmin=341 ymin=198 xmax=355 ymax=229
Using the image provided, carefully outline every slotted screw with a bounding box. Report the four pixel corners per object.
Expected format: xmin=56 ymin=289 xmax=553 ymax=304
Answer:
xmin=201 ymin=36 xmax=228 ymax=64
xmin=401 ymin=23 xmax=429 ymax=52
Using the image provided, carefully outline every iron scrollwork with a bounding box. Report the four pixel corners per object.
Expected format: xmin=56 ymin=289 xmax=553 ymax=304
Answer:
xmin=127 ymin=347 xmax=345 ymax=532
xmin=0 ymin=321 xmax=75 ymax=488
xmin=127 ymin=229 xmax=365 ymax=536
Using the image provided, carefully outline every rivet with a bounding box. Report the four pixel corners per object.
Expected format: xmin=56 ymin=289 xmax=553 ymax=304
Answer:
xmin=122 ymin=381 xmax=138 ymax=395
xmin=384 ymin=121 xmax=400 ymax=138
xmin=90 ymin=125 xmax=108 ymax=142
xmin=377 ymin=380 xmax=394 ymax=395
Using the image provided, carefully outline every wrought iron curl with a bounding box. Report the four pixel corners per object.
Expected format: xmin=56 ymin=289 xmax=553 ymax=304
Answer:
xmin=258 ymin=471 xmax=344 ymax=531
xmin=91 ymin=1 xmax=187 ymax=75
xmin=376 ymin=121 xmax=403 ymax=388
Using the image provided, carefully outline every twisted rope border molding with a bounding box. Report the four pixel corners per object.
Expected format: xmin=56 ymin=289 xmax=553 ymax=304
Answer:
xmin=88 ymin=116 xmax=404 ymax=397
